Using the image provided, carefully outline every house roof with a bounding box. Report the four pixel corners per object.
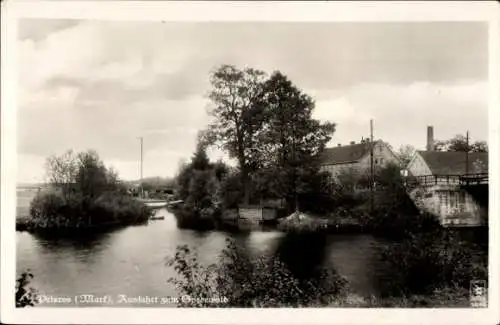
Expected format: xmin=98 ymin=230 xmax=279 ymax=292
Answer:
xmin=319 ymin=140 xmax=378 ymax=165
xmin=416 ymin=151 xmax=488 ymax=175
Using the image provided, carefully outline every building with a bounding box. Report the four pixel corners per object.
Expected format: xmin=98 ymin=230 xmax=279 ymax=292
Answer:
xmin=319 ymin=139 xmax=400 ymax=178
xmin=407 ymin=151 xmax=488 ymax=177
xmin=407 ymin=126 xmax=488 ymax=177
xmin=406 ymin=126 xmax=488 ymax=227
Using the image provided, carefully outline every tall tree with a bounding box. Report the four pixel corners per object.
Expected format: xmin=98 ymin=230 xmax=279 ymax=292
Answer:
xmin=396 ymin=145 xmax=416 ymax=169
xmin=258 ymin=71 xmax=336 ymax=211
xmin=176 ymin=141 xmax=211 ymax=201
xmin=206 ymin=65 xmax=268 ymax=204
xmin=44 ymin=150 xmax=79 ymax=201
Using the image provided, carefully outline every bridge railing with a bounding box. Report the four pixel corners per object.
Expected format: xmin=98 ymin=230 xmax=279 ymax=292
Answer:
xmin=405 ymin=173 xmax=488 ymax=187
xmin=460 ymin=173 xmax=489 ymax=185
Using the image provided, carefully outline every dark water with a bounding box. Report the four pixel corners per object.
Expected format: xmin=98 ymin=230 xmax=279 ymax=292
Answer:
xmin=16 ymin=208 xmax=388 ymax=307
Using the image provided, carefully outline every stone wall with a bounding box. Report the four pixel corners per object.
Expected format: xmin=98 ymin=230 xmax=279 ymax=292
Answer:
xmin=408 ymin=184 xmax=483 ymax=227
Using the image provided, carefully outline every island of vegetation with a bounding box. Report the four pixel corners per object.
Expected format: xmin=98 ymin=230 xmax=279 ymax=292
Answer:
xmin=17 ymin=150 xmax=150 ymax=234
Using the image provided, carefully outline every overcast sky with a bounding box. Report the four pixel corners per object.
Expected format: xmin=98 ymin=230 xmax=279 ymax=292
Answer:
xmin=17 ymin=20 xmax=488 ymax=184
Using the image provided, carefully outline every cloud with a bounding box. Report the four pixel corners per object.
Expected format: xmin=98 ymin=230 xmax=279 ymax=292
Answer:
xmin=18 ymin=19 xmax=81 ymax=42
xmin=313 ymin=81 xmax=488 ymax=150
xmin=16 ymin=20 xmax=488 ymax=183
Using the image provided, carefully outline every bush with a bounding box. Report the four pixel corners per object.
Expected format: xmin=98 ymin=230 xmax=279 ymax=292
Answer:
xmin=91 ymin=192 xmax=150 ymax=226
xmin=377 ymin=230 xmax=488 ymax=298
xmin=16 ymin=271 xmax=38 ymax=307
xmin=166 ymin=239 xmax=348 ymax=307
xmin=28 ymin=149 xmax=149 ymax=231
xmin=29 ymin=190 xmax=77 ymax=228
xmin=28 ymin=189 xmax=149 ymax=230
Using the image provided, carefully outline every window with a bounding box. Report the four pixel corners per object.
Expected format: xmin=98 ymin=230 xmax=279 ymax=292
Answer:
xmin=375 ymin=159 xmax=378 ymax=164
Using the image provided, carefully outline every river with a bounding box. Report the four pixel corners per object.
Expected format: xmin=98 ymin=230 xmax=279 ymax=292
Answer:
xmin=16 ymin=201 xmax=390 ymax=307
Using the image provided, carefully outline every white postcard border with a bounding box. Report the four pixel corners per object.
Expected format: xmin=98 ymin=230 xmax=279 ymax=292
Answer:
xmin=1 ymin=1 xmax=499 ymax=324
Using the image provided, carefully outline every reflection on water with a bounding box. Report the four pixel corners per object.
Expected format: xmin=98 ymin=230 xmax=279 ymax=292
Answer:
xmin=16 ymin=208 xmax=387 ymax=306
xmin=275 ymin=232 xmax=329 ymax=280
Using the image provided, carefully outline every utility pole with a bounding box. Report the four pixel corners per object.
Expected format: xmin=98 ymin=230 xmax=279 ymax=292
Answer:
xmin=465 ymin=130 xmax=469 ymax=175
xmin=292 ymin=125 xmax=299 ymax=213
xmin=370 ymin=119 xmax=374 ymax=216
xmin=138 ymin=137 xmax=144 ymax=198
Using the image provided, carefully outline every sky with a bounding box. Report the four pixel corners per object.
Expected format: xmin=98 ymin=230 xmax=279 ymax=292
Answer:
xmin=17 ymin=20 xmax=489 ymax=184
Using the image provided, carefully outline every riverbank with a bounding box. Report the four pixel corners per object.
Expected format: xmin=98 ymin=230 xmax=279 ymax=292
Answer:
xmin=16 ymin=216 xmax=150 ymax=236
xmin=16 ymin=208 xmax=487 ymax=308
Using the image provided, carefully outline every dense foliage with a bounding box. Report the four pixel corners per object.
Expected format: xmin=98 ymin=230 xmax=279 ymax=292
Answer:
xmin=377 ymin=229 xmax=488 ymax=303
xmin=174 ymin=142 xmax=230 ymax=229
xmin=167 ymin=239 xmax=348 ymax=307
xmin=205 ymin=66 xmax=335 ymax=210
xmin=27 ymin=150 xmax=149 ymax=231
xmin=434 ymin=134 xmax=488 ymax=153
xmin=16 ymin=271 xmax=38 ymax=307
xmin=206 ymin=65 xmax=269 ymax=204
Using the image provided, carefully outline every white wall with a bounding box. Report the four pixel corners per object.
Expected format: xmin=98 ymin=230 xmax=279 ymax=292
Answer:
xmin=320 ymin=141 xmax=399 ymax=180
xmin=407 ymin=153 xmax=432 ymax=176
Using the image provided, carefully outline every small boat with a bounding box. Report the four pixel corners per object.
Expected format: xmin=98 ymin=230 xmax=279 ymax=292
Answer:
xmin=150 ymin=216 xmax=165 ymax=221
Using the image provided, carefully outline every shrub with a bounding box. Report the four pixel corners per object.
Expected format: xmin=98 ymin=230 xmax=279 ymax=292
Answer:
xmin=91 ymin=192 xmax=150 ymax=225
xmin=28 ymin=149 xmax=149 ymax=231
xmin=166 ymin=239 xmax=348 ymax=307
xmin=28 ymin=189 xmax=149 ymax=230
xmin=16 ymin=271 xmax=38 ymax=307
xmin=29 ymin=190 xmax=72 ymax=228
xmin=377 ymin=230 xmax=488 ymax=297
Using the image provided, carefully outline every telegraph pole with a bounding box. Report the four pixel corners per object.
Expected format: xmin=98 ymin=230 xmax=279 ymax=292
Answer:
xmin=139 ymin=137 xmax=144 ymax=198
xmin=465 ymin=130 xmax=469 ymax=175
xmin=370 ymin=119 xmax=374 ymax=216
xmin=292 ymin=125 xmax=299 ymax=213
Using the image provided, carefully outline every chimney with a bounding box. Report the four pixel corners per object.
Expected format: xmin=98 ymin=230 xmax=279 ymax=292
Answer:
xmin=426 ymin=126 xmax=434 ymax=151
xmin=337 ymin=143 xmax=341 ymax=147
xmin=350 ymin=141 xmax=355 ymax=145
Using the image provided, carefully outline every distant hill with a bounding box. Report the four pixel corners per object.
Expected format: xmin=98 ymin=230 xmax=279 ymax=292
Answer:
xmin=17 ymin=182 xmax=48 ymax=189
xmin=125 ymin=176 xmax=175 ymax=188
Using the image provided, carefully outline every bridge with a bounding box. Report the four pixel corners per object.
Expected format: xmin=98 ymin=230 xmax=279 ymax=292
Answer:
xmin=404 ymin=173 xmax=488 ymax=227
xmin=405 ymin=173 xmax=488 ymax=187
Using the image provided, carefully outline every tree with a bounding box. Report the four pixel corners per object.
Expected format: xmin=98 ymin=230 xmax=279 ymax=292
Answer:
xmin=176 ymin=141 xmax=213 ymax=201
xmin=396 ymin=145 xmax=416 ymax=169
xmin=32 ymin=149 xmax=150 ymax=229
xmin=206 ymin=65 xmax=268 ymax=204
xmin=44 ymin=150 xmax=79 ymax=201
xmin=434 ymin=134 xmax=488 ymax=153
xmin=75 ymin=150 xmax=110 ymax=200
xmin=44 ymin=150 xmax=121 ymax=200
xmin=257 ymin=71 xmax=336 ymax=211
xmin=471 ymin=141 xmax=488 ymax=153
xmin=191 ymin=143 xmax=211 ymax=171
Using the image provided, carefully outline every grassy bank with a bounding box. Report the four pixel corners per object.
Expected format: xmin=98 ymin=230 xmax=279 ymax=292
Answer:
xmin=18 ymin=189 xmax=151 ymax=234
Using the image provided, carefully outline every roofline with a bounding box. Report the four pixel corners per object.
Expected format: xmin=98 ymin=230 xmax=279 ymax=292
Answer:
xmin=355 ymin=139 xmax=392 ymax=163
xmin=320 ymin=160 xmax=360 ymax=166
xmin=406 ymin=151 xmax=423 ymax=171
xmin=380 ymin=141 xmax=401 ymax=163
xmin=321 ymin=139 xmax=384 ymax=166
